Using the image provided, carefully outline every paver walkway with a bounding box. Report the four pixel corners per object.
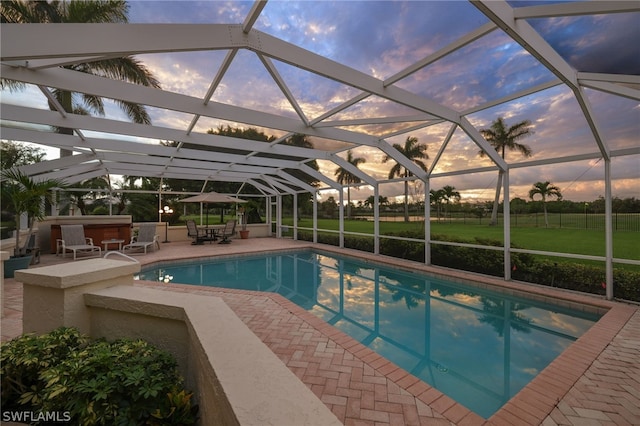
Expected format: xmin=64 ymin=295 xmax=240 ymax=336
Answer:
xmin=2 ymin=239 xmax=639 ymax=425
xmin=136 ymin=282 xmax=476 ymax=425
xmin=542 ymin=309 xmax=640 ymax=426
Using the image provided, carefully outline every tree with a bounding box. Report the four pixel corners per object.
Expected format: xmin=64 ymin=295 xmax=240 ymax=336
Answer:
xmin=334 ymin=150 xmax=366 ymax=219
xmin=441 ymin=185 xmax=461 ymax=218
xmin=0 ymin=141 xmax=46 ymax=170
xmin=320 ymin=196 xmax=338 ymax=219
xmin=0 ymin=142 xmax=47 ymax=213
xmin=1 ymin=168 xmax=64 ymax=256
xmin=479 ymin=117 xmax=533 ymax=226
xmin=383 ymin=136 xmax=428 ymax=222
xmin=429 ymin=189 xmax=444 ymax=220
xmin=1 ymin=0 xmax=161 ymax=157
xmin=364 ymin=195 xmax=389 ymax=211
xmin=282 ymin=133 xmax=320 ymax=216
xmin=119 ymin=176 xmax=162 ymax=222
xmin=529 ymin=181 xmax=562 ymax=227
xmin=71 ymin=177 xmax=111 ymax=215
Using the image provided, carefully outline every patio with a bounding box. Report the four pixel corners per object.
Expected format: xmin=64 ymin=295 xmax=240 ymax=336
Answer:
xmin=1 ymin=2 xmax=638 ymax=424
xmin=2 ymin=238 xmax=638 ymax=426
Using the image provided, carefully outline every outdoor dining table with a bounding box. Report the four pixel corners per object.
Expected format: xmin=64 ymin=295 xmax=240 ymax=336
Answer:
xmin=204 ymin=226 xmax=224 ymax=241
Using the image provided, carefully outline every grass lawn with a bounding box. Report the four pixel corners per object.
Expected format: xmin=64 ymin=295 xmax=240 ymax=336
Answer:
xmin=180 ymin=214 xmax=638 ymax=265
xmin=290 ymin=218 xmax=639 ymax=261
xmin=179 ymin=214 xmax=234 ymax=226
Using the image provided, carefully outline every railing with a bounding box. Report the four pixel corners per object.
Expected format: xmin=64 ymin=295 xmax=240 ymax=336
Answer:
xmin=103 ymin=251 xmax=139 ymax=263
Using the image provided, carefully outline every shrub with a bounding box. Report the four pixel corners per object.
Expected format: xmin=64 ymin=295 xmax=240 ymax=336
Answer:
xmin=514 ymin=260 xmax=640 ymax=301
xmin=1 ymin=327 xmax=89 ymax=411
xmin=296 ymin=230 xmax=639 ymax=302
xmin=1 ymin=327 xmax=198 ymax=425
xmin=380 ymin=232 xmax=424 ymax=262
xmin=90 ymin=206 xmax=109 ymax=215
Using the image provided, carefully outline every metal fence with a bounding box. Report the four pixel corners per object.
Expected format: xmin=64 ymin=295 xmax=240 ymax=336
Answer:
xmin=431 ymin=212 xmax=640 ymax=231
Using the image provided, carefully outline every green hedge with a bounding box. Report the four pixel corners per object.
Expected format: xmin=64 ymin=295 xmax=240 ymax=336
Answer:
xmin=1 ymin=327 xmax=198 ymax=425
xmin=513 ymin=260 xmax=639 ymax=301
xmin=297 ymin=230 xmax=639 ymax=302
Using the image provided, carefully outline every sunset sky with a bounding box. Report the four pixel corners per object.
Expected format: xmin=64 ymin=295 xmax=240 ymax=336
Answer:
xmin=4 ymin=1 xmax=639 ymax=203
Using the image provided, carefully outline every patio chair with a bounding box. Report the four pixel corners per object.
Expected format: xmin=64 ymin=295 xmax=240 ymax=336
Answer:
xmin=186 ymin=220 xmax=217 ymax=244
xmin=217 ymin=219 xmax=237 ymax=244
xmin=123 ymin=223 xmax=160 ymax=254
xmin=26 ymin=234 xmax=40 ymax=265
xmin=59 ymin=224 xmax=102 ymax=260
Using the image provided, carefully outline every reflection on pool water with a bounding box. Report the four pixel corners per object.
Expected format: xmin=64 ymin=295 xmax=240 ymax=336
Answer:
xmin=137 ymin=250 xmax=601 ymax=418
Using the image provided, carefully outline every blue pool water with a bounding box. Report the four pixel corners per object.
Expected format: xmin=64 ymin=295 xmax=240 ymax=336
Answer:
xmin=137 ymin=250 xmax=601 ymax=418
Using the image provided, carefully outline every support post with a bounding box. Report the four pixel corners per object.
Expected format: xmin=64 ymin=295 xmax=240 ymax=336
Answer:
xmin=313 ymin=192 xmax=318 ymax=243
xmin=339 ymin=189 xmax=344 ymax=248
xmin=293 ymin=193 xmax=298 ymax=240
xmin=605 ymin=160 xmax=613 ymax=300
xmin=425 ymin=179 xmax=431 ymax=265
xmin=503 ymin=170 xmax=512 ymax=281
xmin=373 ymin=185 xmax=380 ymax=255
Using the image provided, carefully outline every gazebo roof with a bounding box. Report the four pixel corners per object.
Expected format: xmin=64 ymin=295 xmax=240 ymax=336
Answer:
xmin=1 ymin=0 xmax=638 ymax=199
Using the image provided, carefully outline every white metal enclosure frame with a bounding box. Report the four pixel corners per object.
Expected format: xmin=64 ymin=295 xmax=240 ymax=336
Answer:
xmin=1 ymin=1 xmax=639 ymax=300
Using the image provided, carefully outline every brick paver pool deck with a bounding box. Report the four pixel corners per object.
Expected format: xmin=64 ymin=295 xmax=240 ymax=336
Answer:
xmin=2 ymin=238 xmax=638 ymax=425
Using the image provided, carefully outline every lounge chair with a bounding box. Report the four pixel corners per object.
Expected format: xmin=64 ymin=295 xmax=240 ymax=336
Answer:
xmin=186 ymin=220 xmax=217 ymax=244
xmin=59 ymin=224 xmax=102 ymax=260
xmin=26 ymin=234 xmax=40 ymax=265
xmin=217 ymin=219 xmax=236 ymax=244
xmin=123 ymin=223 xmax=160 ymax=254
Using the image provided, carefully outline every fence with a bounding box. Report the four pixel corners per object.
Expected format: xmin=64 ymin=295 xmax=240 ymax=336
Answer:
xmin=500 ymin=212 xmax=637 ymax=231
xmin=352 ymin=212 xmax=640 ymax=231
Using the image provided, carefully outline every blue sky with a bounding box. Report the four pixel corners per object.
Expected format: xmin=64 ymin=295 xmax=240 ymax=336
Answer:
xmin=5 ymin=1 xmax=639 ymax=203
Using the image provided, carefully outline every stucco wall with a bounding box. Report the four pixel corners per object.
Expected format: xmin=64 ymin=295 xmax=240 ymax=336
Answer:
xmin=16 ymin=258 xmax=139 ymax=335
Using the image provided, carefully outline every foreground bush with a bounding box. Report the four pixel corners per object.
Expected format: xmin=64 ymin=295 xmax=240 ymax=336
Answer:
xmin=1 ymin=327 xmax=198 ymax=425
xmin=297 ymin=230 xmax=639 ymax=302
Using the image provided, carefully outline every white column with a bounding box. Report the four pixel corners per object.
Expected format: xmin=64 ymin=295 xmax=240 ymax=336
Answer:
xmin=373 ymin=185 xmax=380 ymax=255
xmin=604 ymin=159 xmax=613 ymax=300
xmin=339 ymin=189 xmax=344 ymax=248
xmin=293 ymin=193 xmax=298 ymax=240
xmin=277 ymin=195 xmax=283 ymax=238
xmin=313 ymin=192 xmax=318 ymax=243
xmin=425 ymin=179 xmax=431 ymax=265
xmin=503 ymin=170 xmax=512 ymax=281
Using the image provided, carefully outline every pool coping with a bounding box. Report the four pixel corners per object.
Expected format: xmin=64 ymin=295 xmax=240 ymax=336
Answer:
xmin=135 ymin=242 xmax=637 ymax=425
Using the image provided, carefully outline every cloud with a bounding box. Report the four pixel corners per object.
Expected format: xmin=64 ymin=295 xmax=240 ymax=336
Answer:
xmin=129 ymin=1 xmax=251 ymax=24
xmin=6 ymin=1 xmax=635 ymax=204
xmin=530 ymin=13 xmax=640 ymax=74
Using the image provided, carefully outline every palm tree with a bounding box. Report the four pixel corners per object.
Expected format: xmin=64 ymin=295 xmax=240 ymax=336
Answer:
xmin=1 ymin=0 xmax=161 ymax=157
xmin=383 ymin=136 xmax=429 ymax=222
xmin=72 ymin=176 xmax=111 ymax=215
xmin=441 ymin=185 xmax=461 ymax=219
xmin=529 ymin=181 xmax=562 ymax=227
xmin=479 ymin=117 xmax=533 ymax=226
xmin=478 ymin=297 xmax=532 ymax=337
xmin=364 ymin=195 xmax=389 ymax=210
xmin=334 ymin=150 xmax=366 ymax=219
xmin=120 ymin=175 xmax=162 ymax=222
xmin=1 ymin=168 xmax=64 ymax=256
xmin=429 ymin=189 xmax=445 ymax=221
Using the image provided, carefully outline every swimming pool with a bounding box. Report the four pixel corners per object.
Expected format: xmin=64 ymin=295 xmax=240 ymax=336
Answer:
xmin=137 ymin=250 xmax=601 ymax=418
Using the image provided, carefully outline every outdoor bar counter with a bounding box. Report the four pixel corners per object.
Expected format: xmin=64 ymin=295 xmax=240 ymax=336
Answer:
xmin=40 ymin=216 xmax=133 ymax=254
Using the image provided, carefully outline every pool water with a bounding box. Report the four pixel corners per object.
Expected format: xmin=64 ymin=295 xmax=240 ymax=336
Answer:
xmin=137 ymin=250 xmax=600 ymax=418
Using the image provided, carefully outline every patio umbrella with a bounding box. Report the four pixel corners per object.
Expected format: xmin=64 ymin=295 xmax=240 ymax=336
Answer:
xmin=180 ymin=191 xmax=247 ymax=225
